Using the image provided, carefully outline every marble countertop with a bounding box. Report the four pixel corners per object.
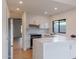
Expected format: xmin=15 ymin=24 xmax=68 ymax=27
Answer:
xmin=33 ymin=35 xmax=76 ymax=43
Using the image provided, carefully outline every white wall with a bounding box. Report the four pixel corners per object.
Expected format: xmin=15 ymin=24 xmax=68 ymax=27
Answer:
xmin=10 ymin=11 xmax=22 ymax=18
xmin=49 ymin=9 xmax=76 ymax=38
xmin=22 ymin=12 xmax=30 ymax=50
xmin=2 ymin=0 xmax=10 ymax=59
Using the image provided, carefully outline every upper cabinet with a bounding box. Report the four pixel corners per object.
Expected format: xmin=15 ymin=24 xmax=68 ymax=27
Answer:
xmin=40 ymin=23 xmax=49 ymax=29
xmin=28 ymin=15 xmax=49 ymax=29
xmin=30 ymin=19 xmax=39 ymax=25
xmin=29 ymin=19 xmax=49 ymax=29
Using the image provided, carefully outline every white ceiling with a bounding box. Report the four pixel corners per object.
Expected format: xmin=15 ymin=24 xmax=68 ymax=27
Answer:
xmin=7 ymin=0 xmax=76 ymax=17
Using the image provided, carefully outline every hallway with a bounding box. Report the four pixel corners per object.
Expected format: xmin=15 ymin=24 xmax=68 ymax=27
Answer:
xmin=13 ymin=38 xmax=32 ymax=59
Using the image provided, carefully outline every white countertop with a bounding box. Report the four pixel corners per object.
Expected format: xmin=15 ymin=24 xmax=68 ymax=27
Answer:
xmin=33 ymin=35 xmax=76 ymax=43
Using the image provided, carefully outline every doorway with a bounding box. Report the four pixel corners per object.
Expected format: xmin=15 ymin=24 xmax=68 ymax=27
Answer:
xmin=13 ymin=18 xmax=23 ymax=59
xmin=8 ymin=18 xmax=22 ymax=59
xmin=8 ymin=18 xmax=32 ymax=59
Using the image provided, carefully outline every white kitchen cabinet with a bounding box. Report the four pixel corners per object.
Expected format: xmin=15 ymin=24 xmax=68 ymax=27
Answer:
xmin=28 ymin=16 xmax=49 ymax=29
xmin=30 ymin=19 xmax=40 ymax=25
xmin=40 ymin=23 xmax=49 ymax=29
xmin=30 ymin=19 xmax=36 ymax=24
xmin=23 ymin=35 xmax=30 ymax=51
xmin=33 ymin=35 xmax=76 ymax=59
xmin=29 ymin=19 xmax=49 ymax=29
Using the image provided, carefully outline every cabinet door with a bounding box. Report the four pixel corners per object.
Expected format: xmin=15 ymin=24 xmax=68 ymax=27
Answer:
xmin=40 ymin=23 xmax=44 ymax=29
xmin=35 ymin=19 xmax=40 ymax=25
xmin=30 ymin=20 xmax=35 ymax=24
xmin=44 ymin=23 xmax=49 ymax=29
xmin=40 ymin=23 xmax=49 ymax=29
xmin=30 ymin=19 xmax=39 ymax=25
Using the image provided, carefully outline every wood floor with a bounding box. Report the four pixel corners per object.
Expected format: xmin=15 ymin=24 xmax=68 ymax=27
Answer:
xmin=13 ymin=38 xmax=32 ymax=59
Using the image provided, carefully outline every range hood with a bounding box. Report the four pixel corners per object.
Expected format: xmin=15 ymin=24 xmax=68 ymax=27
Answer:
xmin=29 ymin=24 xmax=39 ymax=28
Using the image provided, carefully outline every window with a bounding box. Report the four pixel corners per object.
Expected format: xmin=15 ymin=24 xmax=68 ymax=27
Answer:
xmin=52 ymin=19 xmax=66 ymax=33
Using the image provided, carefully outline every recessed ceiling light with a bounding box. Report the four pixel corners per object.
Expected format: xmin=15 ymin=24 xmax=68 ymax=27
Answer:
xmin=16 ymin=8 xmax=20 ymax=11
xmin=44 ymin=11 xmax=48 ymax=14
xmin=54 ymin=8 xmax=58 ymax=10
xmin=19 ymin=1 xmax=23 ymax=4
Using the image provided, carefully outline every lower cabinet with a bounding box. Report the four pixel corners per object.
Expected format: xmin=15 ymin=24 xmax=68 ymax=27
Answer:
xmin=33 ymin=39 xmax=76 ymax=59
xmin=23 ymin=35 xmax=30 ymax=51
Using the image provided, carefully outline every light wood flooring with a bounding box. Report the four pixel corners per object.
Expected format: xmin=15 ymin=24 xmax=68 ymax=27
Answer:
xmin=13 ymin=38 xmax=32 ymax=59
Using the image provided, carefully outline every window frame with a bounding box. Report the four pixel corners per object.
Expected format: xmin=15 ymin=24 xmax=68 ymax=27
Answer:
xmin=52 ymin=19 xmax=66 ymax=34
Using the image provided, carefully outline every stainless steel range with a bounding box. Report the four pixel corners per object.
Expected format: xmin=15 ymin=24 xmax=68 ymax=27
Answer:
xmin=30 ymin=34 xmax=42 ymax=49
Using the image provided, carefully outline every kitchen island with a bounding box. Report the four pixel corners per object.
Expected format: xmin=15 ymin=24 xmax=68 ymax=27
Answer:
xmin=33 ymin=35 xmax=76 ymax=59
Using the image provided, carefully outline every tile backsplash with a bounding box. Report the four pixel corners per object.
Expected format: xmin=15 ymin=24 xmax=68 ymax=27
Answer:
xmin=27 ymin=28 xmax=48 ymax=35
